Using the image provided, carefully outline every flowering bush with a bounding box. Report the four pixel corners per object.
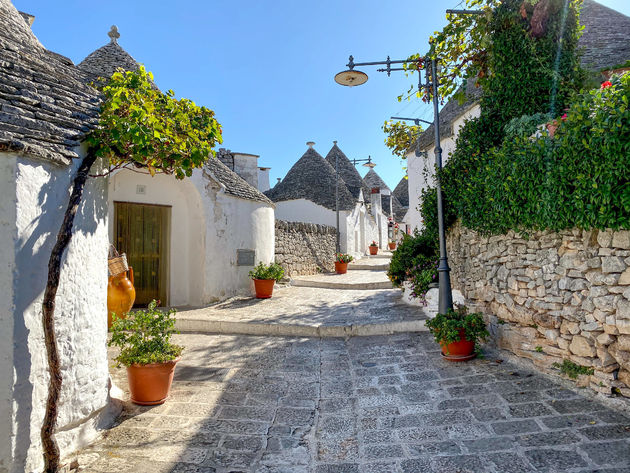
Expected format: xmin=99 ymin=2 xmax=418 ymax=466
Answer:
xmin=405 ymin=258 xmax=438 ymax=305
xmin=335 ymin=253 xmax=354 ymax=263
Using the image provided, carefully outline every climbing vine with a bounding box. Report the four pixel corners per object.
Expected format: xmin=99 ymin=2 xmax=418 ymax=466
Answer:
xmin=41 ymin=67 xmax=221 ymax=473
xmin=382 ymin=120 xmax=422 ymax=158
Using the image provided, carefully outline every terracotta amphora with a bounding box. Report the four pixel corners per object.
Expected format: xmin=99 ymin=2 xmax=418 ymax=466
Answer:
xmin=107 ymin=267 xmax=136 ymax=329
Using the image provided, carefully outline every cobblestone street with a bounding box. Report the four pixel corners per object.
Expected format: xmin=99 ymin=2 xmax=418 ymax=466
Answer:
xmin=78 ymin=331 xmax=630 ymax=473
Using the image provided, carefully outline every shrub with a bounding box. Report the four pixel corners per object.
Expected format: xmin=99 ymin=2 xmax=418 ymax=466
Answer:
xmin=439 ymin=72 xmax=630 ymax=234
xmin=108 ymin=300 xmax=183 ymax=367
xmin=425 ymin=306 xmax=489 ymax=354
xmin=387 ymin=231 xmax=438 ymax=287
xmin=248 ymin=262 xmax=285 ymax=281
xmin=405 ymin=257 xmax=438 ymax=305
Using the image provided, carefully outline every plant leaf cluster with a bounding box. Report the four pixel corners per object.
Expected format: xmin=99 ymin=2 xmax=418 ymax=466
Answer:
xmin=248 ymin=262 xmax=285 ymax=281
xmin=387 ymin=231 xmax=439 ymax=288
xmin=335 ymin=253 xmax=354 ymax=263
xmin=86 ymin=66 xmax=223 ymax=179
xmin=552 ymin=359 xmax=595 ymax=379
xmin=382 ymin=120 xmax=422 ymax=159
xmin=425 ymin=306 xmax=490 ymax=353
xmin=108 ymin=300 xmax=183 ymax=367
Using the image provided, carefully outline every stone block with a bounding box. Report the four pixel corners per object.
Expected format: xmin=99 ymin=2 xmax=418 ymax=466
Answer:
xmin=619 ymin=269 xmax=630 ymax=285
xmin=618 ymin=300 xmax=630 ymax=320
xmin=602 ymin=257 xmax=626 ymax=273
xmin=619 ymin=335 xmax=630 ymax=352
xmin=596 ymin=333 xmax=615 ymax=346
xmin=619 ymin=369 xmax=630 ymax=388
xmin=569 ymin=336 xmax=596 ymax=358
xmin=619 ymin=319 xmax=630 ymax=335
xmin=612 ymin=230 xmax=630 ymax=249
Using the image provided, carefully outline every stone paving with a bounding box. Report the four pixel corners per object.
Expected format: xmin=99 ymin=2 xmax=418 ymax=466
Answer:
xmin=77 ymin=332 xmax=630 ymax=473
xmin=175 ymin=286 xmax=426 ymax=337
xmin=292 ymin=271 xmax=393 ymax=290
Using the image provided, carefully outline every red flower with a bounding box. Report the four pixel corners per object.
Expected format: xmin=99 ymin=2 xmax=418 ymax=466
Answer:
xmin=601 ymin=81 xmax=612 ymax=89
xmin=561 ymin=113 xmax=567 ymax=121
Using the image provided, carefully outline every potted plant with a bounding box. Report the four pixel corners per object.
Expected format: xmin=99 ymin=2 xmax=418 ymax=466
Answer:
xmin=334 ymin=253 xmax=354 ymax=274
xmin=388 ymin=240 xmax=397 ymax=250
xmin=249 ymin=262 xmax=285 ymax=299
xmin=108 ymin=300 xmax=183 ymax=405
xmin=369 ymin=241 xmax=379 ymax=255
xmin=425 ymin=306 xmax=489 ymax=362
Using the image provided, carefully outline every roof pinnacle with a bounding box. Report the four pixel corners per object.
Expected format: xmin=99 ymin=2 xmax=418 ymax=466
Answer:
xmin=108 ymin=25 xmax=120 ymax=44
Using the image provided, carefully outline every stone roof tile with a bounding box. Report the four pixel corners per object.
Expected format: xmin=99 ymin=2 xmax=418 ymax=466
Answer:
xmin=205 ymin=156 xmax=273 ymax=204
xmin=0 ymin=0 xmax=101 ymax=164
xmin=393 ymin=177 xmax=409 ymax=208
xmin=264 ymin=146 xmax=356 ymax=211
xmin=324 ymin=143 xmax=370 ymax=201
xmin=363 ymin=168 xmax=391 ymax=193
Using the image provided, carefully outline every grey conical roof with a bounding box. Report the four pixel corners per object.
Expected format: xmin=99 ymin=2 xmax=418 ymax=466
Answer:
xmin=78 ymin=28 xmax=140 ymax=82
xmin=579 ymin=0 xmax=630 ymax=72
xmin=0 ymin=0 xmax=100 ymax=164
xmin=324 ymin=143 xmax=370 ymax=201
xmin=363 ymin=169 xmax=391 ymax=193
xmin=265 ymin=146 xmax=355 ymax=211
xmin=393 ymin=177 xmax=409 ymax=208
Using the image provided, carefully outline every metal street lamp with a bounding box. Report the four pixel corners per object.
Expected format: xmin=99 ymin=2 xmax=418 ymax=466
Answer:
xmin=335 ymin=54 xmax=454 ymax=315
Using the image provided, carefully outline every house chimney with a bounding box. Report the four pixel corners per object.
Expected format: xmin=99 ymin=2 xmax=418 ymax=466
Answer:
xmin=276 ymin=178 xmax=282 ymax=186
xmin=371 ymin=189 xmax=382 ymax=216
xmin=258 ymin=167 xmax=271 ymax=192
xmin=306 ymin=141 xmax=315 ymax=148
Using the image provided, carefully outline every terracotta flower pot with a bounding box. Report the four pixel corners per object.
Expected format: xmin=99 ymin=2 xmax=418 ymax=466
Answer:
xmin=127 ymin=358 xmax=179 ymax=405
xmin=107 ymin=267 xmax=135 ymax=329
xmin=369 ymin=246 xmax=378 ymax=255
xmin=441 ymin=329 xmax=476 ymax=362
xmin=335 ymin=261 xmax=348 ymax=274
xmin=388 ymin=242 xmax=396 ymax=250
xmin=253 ymin=279 xmax=275 ymax=299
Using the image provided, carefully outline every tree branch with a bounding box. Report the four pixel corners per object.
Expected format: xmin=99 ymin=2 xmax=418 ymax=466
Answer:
xmin=41 ymin=150 xmax=98 ymax=473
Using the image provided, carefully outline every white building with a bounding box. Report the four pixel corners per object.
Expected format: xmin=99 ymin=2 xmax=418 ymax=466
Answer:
xmin=79 ymin=28 xmax=276 ymax=306
xmin=265 ymin=142 xmax=389 ymax=257
xmin=0 ymin=3 xmax=116 ymax=471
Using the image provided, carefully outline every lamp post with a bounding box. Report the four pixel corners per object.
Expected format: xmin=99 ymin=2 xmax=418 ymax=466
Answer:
xmin=335 ymin=54 xmax=454 ymax=315
xmin=333 ymin=146 xmax=376 ymax=254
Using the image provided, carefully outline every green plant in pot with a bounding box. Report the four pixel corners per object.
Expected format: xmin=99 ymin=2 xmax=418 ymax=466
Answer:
xmin=249 ymin=262 xmax=285 ymax=299
xmin=425 ymin=306 xmax=489 ymax=362
xmin=108 ymin=300 xmax=183 ymax=405
xmin=334 ymin=253 xmax=354 ymax=274
xmin=369 ymin=240 xmax=378 ymax=255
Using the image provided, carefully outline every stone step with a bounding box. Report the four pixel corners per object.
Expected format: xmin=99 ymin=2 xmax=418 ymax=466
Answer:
xmin=347 ymin=263 xmax=390 ymax=271
xmin=175 ymin=318 xmax=427 ymax=338
xmin=291 ymin=278 xmax=393 ymax=290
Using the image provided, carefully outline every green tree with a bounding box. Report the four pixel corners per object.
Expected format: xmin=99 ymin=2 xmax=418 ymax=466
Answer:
xmin=41 ymin=66 xmax=221 ymax=473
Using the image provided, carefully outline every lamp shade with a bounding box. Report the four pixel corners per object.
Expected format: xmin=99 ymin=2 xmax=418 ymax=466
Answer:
xmin=334 ymin=69 xmax=368 ymax=87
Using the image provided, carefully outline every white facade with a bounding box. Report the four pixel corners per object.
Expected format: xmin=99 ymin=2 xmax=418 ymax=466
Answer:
xmin=108 ymin=167 xmax=275 ymax=306
xmin=1 ymin=150 xmax=116 ymax=473
xmin=274 ymin=198 xmax=388 ymax=258
xmin=405 ymin=104 xmax=481 ymax=232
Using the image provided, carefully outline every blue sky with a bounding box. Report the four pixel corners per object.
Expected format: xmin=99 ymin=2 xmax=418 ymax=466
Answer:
xmin=15 ymin=0 xmax=630 ymax=190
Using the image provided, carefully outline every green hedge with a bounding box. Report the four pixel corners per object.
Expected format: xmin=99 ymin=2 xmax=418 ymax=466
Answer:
xmin=440 ymin=74 xmax=630 ymax=234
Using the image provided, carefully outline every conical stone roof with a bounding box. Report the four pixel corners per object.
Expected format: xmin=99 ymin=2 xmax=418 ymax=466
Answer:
xmin=265 ymin=146 xmax=355 ymax=211
xmin=324 ymin=143 xmax=370 ymax=201
xmin=393 ymin=177 xmax=409 ymax=208
xmin=363 ymin=168 xmax=391 ymax=193
xmin=0 ymin=0 xmax=101 ymax=164
xmin=78 ymin=26 xmax=140 ymax=82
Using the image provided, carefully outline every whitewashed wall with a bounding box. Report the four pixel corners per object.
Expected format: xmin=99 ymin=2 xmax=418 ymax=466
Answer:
xmin=193 ymin=168 xmax=275 ymax=301
xmin=1 ymin=150 xmax=114 ymax=473
xmin=406 ymin=104 xmax=481 ymax=232
xmin=275 ymin=199 xmax=390 ymax=257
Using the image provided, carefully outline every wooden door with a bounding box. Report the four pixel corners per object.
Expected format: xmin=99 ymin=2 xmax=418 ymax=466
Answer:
xmin=114 ymin=202 xmax=171 ymax=307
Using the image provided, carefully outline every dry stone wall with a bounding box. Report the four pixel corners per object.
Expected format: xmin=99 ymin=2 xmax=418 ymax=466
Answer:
xmin=275 ymin=220 xmax=336 ymax=276
xmin=447 ymin=221 xmax=630 ymax=397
